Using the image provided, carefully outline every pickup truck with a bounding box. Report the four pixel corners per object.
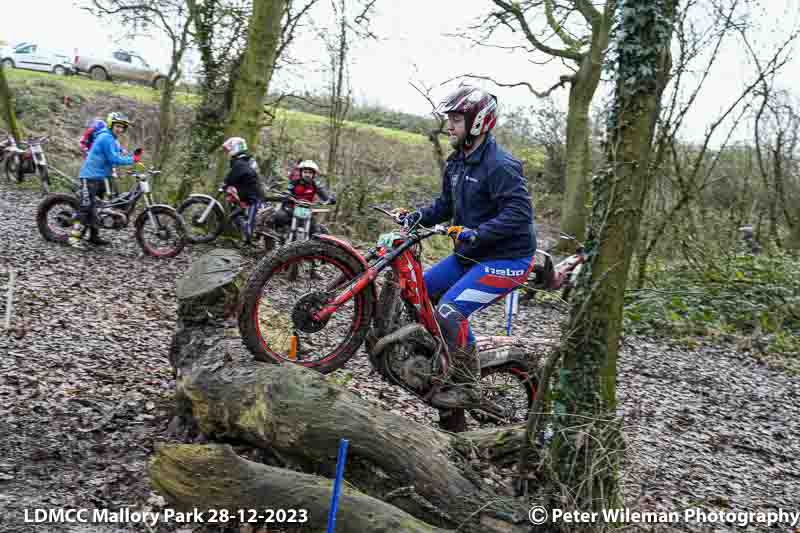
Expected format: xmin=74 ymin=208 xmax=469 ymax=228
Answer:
xmin=74 ymin=49 xmax=166 ymax=90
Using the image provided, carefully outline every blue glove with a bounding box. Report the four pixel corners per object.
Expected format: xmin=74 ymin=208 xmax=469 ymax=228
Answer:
xmin=458 ymin=228 xmax=478 ymax=243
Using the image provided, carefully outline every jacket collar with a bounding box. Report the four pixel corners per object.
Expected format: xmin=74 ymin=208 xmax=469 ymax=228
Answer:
xmin=448 ymin=134 xmax=494 ymax=166
xmin=230 ymin=152 xmax=250 ymax=165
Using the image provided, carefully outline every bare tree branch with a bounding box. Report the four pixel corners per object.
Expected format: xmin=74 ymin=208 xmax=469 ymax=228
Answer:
xmin=353 ymin=0 xmax=378 ymax=26
xmin=574 ymin=0 xmax=602 ymax=25
xmin=440 ymin=73 xmax=573 ymax=98
xmin=277 ymin=0 xmax=320 ymax=63
xmin=491 ymin=0 xmax=583 ymax=61
xmin=544 ymin=0 xmax=582 ymax=49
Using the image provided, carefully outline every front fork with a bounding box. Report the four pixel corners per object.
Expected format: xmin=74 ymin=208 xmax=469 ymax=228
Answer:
xmin=197 ymin=199 xmax=216 ymax=224
xmin=143 ymin=193 xmax=163 ymax=229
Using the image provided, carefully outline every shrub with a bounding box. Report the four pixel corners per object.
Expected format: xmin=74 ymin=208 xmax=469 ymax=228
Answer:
xmin=624 ymin=252 xmax=800 ymax=356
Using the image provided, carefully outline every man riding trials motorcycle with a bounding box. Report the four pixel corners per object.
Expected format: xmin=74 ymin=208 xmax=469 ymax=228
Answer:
xmin=395 ymin=86 xmax=537 ymax=413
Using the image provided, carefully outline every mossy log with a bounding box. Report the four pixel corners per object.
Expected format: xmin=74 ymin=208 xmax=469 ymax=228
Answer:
xmin=149 ymin=444 xmax=452 ymax=533
xmin=153 ymin=250 xmax=531 ymax=532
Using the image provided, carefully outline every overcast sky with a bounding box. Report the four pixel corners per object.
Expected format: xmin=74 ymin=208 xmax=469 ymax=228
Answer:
xmin=1 ymin=0 xmax=798 ymax=143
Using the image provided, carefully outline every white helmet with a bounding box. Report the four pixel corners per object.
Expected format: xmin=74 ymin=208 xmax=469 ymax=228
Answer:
xmin=298 ymin=160 xmax=320 ymax=174
xmin=222 ymin=137 xmax=247 ymax=157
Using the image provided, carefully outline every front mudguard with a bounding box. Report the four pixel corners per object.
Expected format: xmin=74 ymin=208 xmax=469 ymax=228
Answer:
xmin=139 ymin=204 xmax=184 ymax=227
xmin=179 ymin=193 xmax=225 ymax=214
xmin=314 ymin=233 xmax=368 ymax=271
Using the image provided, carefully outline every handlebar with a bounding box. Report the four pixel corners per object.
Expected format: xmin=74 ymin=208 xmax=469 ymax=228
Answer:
xmin=369 ymin=205 xmax=449 ymax=239
xmin=263 ymin=188 xmax=331 ymax=208
xmin=130 ymin=167 xmax=161 ymax=179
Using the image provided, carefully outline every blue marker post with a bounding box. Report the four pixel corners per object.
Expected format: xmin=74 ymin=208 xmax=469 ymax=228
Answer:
xmin=326 ymin=438 xmax=350 ymax=533
xmin=504 ymin=289 xmax=519 ymax=336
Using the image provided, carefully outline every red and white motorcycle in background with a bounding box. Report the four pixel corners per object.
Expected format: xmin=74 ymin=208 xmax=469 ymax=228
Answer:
xmin=523 ymin=233 xmax=587 ymax=302
xmin=2 ymin=135 xmax=50 ymax=195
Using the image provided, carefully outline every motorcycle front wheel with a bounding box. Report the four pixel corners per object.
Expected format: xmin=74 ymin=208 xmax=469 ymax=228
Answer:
xmin=4 ymin=155 xmax=20 ymax=183
xmin=177 ymin=197 xmax=226 ymax=244
xmin=239 ymin=239 xmax=375 ymax=374
xmin=134 ymin=206 xmax=186 ymax=258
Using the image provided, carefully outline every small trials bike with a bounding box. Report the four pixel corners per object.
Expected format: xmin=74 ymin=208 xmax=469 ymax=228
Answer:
xmin=3 ymin=135 xmax=51 ymax=195
xmin=238 ymin=206 xmax=536 ymax=425
xmin=178 ymin=187 xmax=330 ymax=251
xmin=36 ymin=167 xmax=186 ymax=257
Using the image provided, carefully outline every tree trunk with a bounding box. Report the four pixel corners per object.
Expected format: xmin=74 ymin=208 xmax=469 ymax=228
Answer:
xmin=428 ymin=129 xmax=446 ymax=175
xmin=0 ymin=66 xmax=22 ymax=143
xmin=155 ymin=83 xmax=175 ymax=174
xmin=555 ymin=2 xmax=615 ymax=253
xmin=154 ymin=249 xmax=531 ymax=532
xmin=558 ymin=85 xmax=593 ymax=250
xmin=181 ymin=0 xmax=224 ymax=198
xmin=224 ymin=0 xmax=286 ymax=154
xmin=327 ymin=3 xmax=350 ymax=177
xmin=543 ymin=0 xmax=676 ymax=521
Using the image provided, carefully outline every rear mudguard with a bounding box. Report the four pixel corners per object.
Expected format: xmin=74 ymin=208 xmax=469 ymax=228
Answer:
xmin=476 ymin=336 xmax=530 ymax=370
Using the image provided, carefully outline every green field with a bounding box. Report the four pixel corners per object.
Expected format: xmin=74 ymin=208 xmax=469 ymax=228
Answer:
xmin=4 ymin=68 xmax=429 ymax=148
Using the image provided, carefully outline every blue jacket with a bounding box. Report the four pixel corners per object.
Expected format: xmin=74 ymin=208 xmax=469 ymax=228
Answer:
xmin=79 ymin=129 xmax=134 ymax=180
xmin=420 ymin=134 xmax=537 ymax=261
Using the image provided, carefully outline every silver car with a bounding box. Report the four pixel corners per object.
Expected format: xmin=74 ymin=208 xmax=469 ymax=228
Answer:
xmin=74 ymin=49 xmax=167 ymax=90
xmin=0 ymin=42 xmax=74 ymax=76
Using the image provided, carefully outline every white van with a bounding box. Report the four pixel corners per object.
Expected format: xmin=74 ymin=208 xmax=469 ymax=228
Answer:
xmin=1 ymin=42 xmax=74 ymax=76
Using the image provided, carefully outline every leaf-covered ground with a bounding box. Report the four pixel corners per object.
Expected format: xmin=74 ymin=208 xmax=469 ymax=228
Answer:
xmin=0 ymin=183 xmax=798 ymax=533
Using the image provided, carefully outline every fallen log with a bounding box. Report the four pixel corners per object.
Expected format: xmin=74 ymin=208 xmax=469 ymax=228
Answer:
xmin=150 ymin=443 xmax=453 ymax=533
xmin=153 ymin=249 xmax=532 ymax=531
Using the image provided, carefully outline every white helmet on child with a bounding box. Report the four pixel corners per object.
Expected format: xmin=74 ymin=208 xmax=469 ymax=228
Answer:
xmin=222 ymin=137 xmax=248 ymax=157
xmin=297 ymin=160 xmax=320 ymax=174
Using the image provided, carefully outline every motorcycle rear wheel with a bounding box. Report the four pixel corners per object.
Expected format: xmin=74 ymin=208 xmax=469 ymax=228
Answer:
xmin=468 ymin=363 xmax=535 ymax=427
xmin=36 ymin=193 xmax=79 ymax=243
xmin=239 ymin=239 xmax=375 ymax=374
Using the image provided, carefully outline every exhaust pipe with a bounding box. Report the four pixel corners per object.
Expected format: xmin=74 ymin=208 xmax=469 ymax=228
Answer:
xmin=371 ymin=323 xmax=436 ymax=358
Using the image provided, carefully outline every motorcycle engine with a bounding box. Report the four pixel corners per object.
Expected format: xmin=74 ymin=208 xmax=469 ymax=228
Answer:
xmin=397 ymin=353 xmax=433 ymax=392
xmin=96 ymin=208 xmax=128 ymax=230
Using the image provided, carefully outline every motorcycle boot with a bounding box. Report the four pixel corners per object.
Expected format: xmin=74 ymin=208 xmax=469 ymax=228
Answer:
xmin=428 ymin=302 xmax=482 ymax=409
xmin=68 ymin=223 xmax=86 ymax=249
xmin=430 ymin=343 xmax=481 ymax=409
xmin=87 ymin=226 xmax=111 ymax=246
xmin=70 ymin=179 xmax=92 ymax=249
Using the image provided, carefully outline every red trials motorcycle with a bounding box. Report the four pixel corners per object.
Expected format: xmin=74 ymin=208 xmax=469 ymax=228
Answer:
xmin=238 ymin=206 xmax=536 ymax=425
